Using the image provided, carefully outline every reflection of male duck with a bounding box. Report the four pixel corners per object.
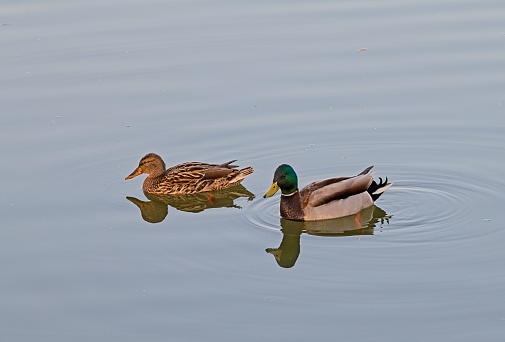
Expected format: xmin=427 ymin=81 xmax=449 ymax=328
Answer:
xmin=127 ymin=185 xmax=255 ymax=223
xmin=266 ymin=205 xmax=390 ymax=268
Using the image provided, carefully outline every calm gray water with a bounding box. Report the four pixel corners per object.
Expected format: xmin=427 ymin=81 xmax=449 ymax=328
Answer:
xmin=2 ymin=0 xmax=505 ymax=341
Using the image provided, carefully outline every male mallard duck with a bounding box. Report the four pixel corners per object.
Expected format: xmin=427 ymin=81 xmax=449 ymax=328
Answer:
xmin=263 ymin=164 xmax=392 ymax=221
xmin=125 ymin=153 xmax=254 ymax=195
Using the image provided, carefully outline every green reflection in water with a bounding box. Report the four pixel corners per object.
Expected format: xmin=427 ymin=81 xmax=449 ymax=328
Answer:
xmin=126 ymin=184 xmax=255 ymax=223
xmin=266 ymin=205 xmax=390 ymax=268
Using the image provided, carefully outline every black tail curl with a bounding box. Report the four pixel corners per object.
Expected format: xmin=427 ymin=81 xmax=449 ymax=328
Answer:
xmin=367 ymin=177 xmax=390 ymax=201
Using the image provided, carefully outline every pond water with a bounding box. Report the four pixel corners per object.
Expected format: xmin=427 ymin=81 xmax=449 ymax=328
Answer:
xmin=2 ymin=0 xmax=505 ymax=341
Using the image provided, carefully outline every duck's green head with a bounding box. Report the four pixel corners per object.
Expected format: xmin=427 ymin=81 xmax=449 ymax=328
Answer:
xmin=263 ymin=164 xmax=298 ymax=198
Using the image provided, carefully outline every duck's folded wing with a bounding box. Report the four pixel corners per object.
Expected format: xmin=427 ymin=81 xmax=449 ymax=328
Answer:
xmin=166 ymin=161 xmax=235 ymax=182
xmin=165 ymin=171 xmax=204 ymax=183
xmin=303 ymin=167 xmax=374 ymax=208
xmin=201 ymin=160 xmax=241 ymax=179
xmin=201 ymin=167 xmax=235 ymax=180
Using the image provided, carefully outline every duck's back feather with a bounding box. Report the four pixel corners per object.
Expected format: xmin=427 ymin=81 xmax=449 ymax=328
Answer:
xmin=301 ymin=166 xmax=374 ymax=208
xmin=164 ymin=161 xmax=239 ymax=183
xmin=144 ymin=161 xmax=252 ymax=194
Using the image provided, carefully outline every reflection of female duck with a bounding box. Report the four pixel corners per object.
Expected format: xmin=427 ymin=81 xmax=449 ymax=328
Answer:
xmin=126 ymin=153 xmax=254 ymax=195
xmin=127 ymin=185 xmax=255 ymax=223
xmin=266 ymin=205 xmax=390 ymax=268
xmin=127 ymin=196 xmax=168 ymax=224
xmin=264 ymin=164 xmax=392 ymax=221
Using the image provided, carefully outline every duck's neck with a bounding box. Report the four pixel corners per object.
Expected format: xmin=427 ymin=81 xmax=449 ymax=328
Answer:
xmin=280 ymin=191 xmax=304 ymax=221
xmin=142 ymin=173 xmax=164 ymax=192
xmin=147 ymin=167 xmax=166 ymax=178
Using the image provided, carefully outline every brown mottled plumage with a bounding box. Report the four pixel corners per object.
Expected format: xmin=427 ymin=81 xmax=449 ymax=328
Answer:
xmin=125 ymin=153 xmax=254 ymax=195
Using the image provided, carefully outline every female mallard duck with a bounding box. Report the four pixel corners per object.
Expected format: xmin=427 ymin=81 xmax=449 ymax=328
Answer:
xmin=263 ymin=164 xmax=392 ymax=221
xmin=126 ymin=153 xmax=254 ymax=195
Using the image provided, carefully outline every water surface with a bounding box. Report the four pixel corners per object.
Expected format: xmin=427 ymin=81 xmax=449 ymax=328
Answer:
xmin=2 ymin=0 xmax=505 ymax=341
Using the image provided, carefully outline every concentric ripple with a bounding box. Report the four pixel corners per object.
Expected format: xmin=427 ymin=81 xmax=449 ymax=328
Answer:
xmin=242 ymin=159 xmax=505 ymax=247
xmin=381 ymin=168 xmax=503 ymax=244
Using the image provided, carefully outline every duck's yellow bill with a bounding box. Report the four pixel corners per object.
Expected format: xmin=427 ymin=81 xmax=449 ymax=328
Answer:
xmin=263 ymin=182 xmax=279 ymax=198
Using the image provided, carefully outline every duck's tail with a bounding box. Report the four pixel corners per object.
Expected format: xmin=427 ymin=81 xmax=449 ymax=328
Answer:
xmin=228 ymin=166 xmax=254 ymax=184
xmin=238 ymin=167 xmax=254 ymax=179
xmin=367 ymin=177 xmax=393 ymax=201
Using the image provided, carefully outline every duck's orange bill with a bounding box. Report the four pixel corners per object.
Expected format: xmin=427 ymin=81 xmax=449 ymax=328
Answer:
xmin=125 ymin=167 xmax=142 ymax=180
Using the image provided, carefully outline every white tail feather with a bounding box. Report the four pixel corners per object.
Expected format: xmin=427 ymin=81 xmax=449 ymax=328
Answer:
xmin=372 ymin=182 xmax=393 ymax=195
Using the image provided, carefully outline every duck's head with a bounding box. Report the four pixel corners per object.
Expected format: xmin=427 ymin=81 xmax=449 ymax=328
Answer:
xmin=263 ymin=164 xmax=298 ymax=197
xmin=125 ymin=153 xmax=166 ymax=180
